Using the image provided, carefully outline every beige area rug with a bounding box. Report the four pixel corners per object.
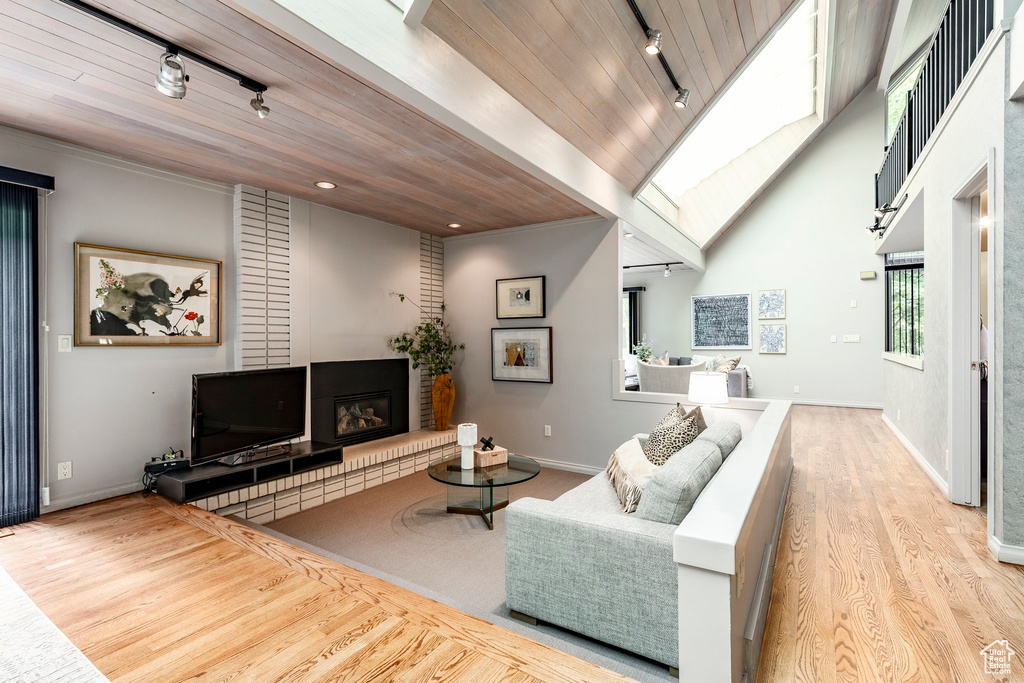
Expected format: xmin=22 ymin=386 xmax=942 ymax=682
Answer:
xmin=0 ymin=566 xmax=108 ymax=682
xmin=260 ymin=467 xmax=677 ymax=682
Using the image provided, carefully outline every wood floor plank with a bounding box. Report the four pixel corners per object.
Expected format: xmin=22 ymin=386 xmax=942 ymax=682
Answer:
xmin=758 ymin=405 xmax=1024 ymax=683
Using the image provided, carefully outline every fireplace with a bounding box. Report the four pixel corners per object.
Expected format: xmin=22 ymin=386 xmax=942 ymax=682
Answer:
xmin=311 ymin=359 xmax=409 ymax=447
xmin=335 ymin=391 xmax=391 ymax=446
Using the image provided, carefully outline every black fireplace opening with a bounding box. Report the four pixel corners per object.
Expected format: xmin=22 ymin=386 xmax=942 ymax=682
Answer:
xmin=311 ymin=359 xmax=409 ymax=448
xmin=335 ymin=391 xmax=391 ymax=446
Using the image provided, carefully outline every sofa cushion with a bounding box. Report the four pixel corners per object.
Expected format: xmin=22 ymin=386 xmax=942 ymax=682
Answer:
xmin=695 ymin=421 xmax=742 ymax=459
xmin=636 ymin=440 xmax=724 ymax=524
xmin=605 ymin=438 xmax=658 ymax=513
xmin=643 ymin=406 xmax=700 ymax=466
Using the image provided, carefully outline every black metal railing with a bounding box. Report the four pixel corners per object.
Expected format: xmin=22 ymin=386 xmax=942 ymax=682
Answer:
xmin=875 ymin=0 xmax=994 ymax=208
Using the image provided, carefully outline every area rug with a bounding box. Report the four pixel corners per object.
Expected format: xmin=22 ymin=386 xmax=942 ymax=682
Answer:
xmin=0 ymin=566 xmax=108 ymax=682
xmin=249 ymin=467 xmax=677 ymax=682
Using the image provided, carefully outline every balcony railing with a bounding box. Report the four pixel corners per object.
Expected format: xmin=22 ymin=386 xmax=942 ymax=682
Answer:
xmin=875 ymin=0 xmax=994 ymax=209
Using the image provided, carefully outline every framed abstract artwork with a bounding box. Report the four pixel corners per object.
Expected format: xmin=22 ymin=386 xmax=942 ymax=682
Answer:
xmin=491 ymin=327 xmax=553 ymax=383
xmin=691 ymin=293 xmax=751 ymax=350
xmin=759 ymin=324 xmax=787 ymax=354
xmin=75 ymin=243 xmax=222 ymax=347
xmin=758 ymin=289 xmax=786 ymax=319
xmin=496 ymin=276 xmax=546 ymax=319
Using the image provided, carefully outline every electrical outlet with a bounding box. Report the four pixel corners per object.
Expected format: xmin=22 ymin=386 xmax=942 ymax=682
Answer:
xmin=843 ymin=334 xmax=861 ymax=343
xmin=897 ymin=409 xmax=901 ymax=421
xmin=57 ymin=461 xmax=72 ymax=480
xmin=544 ymin=425 xmax=551 ymax=437
xmin=830 ymin=335 xmax=837 ymax=343
xmin=793 ymin=385 xmax=800 ymax=394
xmin=58 ymin=335 xmax=72 ymax=352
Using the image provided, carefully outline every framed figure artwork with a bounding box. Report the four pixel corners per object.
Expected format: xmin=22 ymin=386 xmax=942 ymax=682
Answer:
xmin=75 ymin=243 xmax=222 ymax=347
xmin=491 ymin=327 xmax=553 ymax=383
xmin=496 ymin=276 xmax=546 ymax=319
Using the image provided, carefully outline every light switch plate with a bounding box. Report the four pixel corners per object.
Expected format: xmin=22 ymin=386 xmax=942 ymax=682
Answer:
xmin=843 ymin=334 xmax=861 ymax=343
xmin=58 ymin=335 xmax=73 ymax=352
xmin=850 ymin=299 xmax=858 ymax=308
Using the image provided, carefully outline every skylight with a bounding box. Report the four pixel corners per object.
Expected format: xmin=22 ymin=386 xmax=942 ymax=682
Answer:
xmin=651 ymin=0 xmax=819 ymax=199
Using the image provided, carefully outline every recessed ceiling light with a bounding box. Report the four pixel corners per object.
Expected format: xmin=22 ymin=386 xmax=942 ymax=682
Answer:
xmin=447 ymin=223 xmax=462 ymax=229
xmin=315 ymin=181 xmax=336 ymax=189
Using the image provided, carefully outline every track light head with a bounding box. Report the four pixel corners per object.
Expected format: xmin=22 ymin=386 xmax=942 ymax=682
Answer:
xmin=250 ymin=91 xmax=270 ymax=119
xmin=873 ymin=204 xmax=895 ymax=219
xmin=663 ymin=264 xmax=671 ymax=277
xmin=674 ymin=88 xmax=690 ymax=109
xmin=645 ymin=29 xmax=663 ymax=55
xmin=155 ymin=52 xmax=187 ymax=99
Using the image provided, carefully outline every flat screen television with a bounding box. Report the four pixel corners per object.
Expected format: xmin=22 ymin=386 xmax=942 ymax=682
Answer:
xmin=191 ymin=366 xmax=307 ymax=466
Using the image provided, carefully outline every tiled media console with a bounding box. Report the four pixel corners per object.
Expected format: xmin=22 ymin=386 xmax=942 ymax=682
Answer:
xmin=193 ymin=429 xmax=457 ymax=524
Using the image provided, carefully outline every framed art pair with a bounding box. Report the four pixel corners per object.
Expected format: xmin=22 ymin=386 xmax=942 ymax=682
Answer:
xmin=493 ymin=276 xmax=551 ymax=382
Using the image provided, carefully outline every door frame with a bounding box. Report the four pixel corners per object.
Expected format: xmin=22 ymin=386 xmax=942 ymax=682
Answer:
xmin=948 ymin=149 xmax=995 ymax=509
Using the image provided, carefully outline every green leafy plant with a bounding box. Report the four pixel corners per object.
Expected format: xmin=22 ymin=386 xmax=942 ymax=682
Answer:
xmin=633 ymin=334 xmax=653 ymax=362
xmin=387 ymin=291 xmax=464 ymax=377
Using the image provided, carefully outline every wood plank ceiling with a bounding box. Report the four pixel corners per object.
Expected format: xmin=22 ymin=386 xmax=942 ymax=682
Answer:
xmin=423 ymin=0 xmax=800 ymax=192
xmin=0 ymin=0 xmax=594 ymax=236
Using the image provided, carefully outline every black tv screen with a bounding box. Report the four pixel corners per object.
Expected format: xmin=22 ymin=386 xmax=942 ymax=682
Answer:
xmin=191 ymin=367 xmax=307 ymax=466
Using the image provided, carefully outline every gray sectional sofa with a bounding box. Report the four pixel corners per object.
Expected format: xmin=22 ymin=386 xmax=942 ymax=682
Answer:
xmin=505 ymin=401 xmax=793 ymax=681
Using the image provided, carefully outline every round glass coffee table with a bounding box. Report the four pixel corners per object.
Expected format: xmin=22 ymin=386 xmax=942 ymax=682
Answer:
xmin=427 ymin=453 xmax=540 ymax=530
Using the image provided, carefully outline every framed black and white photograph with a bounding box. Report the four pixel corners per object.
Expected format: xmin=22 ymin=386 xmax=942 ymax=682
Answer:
xmin=758 ymin=288 xmax=786 ymax=319
xmin=496 ymin=275 xmax=545 ymax=319
xmin=75 ymin=243 xmax=222 ymax=347
xmin=759 ymin=324 xmax=787 ymax=354
xmin=491 ymin=327 xmax=553 ymax=383
xmin=691 ymin=293 xmax=751 ymax=350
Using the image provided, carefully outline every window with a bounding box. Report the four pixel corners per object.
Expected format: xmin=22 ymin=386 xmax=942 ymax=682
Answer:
xmin=885 ymin=251 xmax=924 ymax=355
xmin=623 ymin=287 xmax=643 ymax=356
xmin=886 ymin=55 xmax=925 ymax=142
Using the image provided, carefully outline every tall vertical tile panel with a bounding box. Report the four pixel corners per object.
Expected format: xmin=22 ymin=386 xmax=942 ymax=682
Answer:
xmin=419 ymin=234 xmax=444 ymax=428
xmin=234 ymin=185 xmax=290 ymax=370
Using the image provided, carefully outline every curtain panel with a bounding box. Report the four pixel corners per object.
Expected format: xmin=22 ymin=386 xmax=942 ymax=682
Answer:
xmin=0 ymin=181 xmax=39 ymax=527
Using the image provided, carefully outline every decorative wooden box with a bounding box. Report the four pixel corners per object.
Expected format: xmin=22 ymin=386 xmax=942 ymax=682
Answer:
xmin=474 ymin=445 xmax=508 ymax=468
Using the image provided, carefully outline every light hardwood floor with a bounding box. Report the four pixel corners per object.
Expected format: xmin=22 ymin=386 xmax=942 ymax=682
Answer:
xmin=2 ymin=406 xmax=1022 ymax=682
xmin=758 ymin=405 xmax=1024 ymax=683
xmin=0 ymin=493 xmax=631 ymax=682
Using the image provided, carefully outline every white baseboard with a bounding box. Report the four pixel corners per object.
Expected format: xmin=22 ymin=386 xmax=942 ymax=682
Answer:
xmin=790 ymin=399 xmax=884 ymax=409
xmin=45 ymin=481 xmax=143 ymax=513
xmin=881 ymin=415 xmax=949 ymax=497
xmin=532 ymin=457 xmax=604 ymax=476
xmin=988 ymin=535 xmax=1024 ymax=565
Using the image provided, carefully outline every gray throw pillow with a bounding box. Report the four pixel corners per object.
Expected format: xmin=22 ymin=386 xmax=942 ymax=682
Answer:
xmin=694 ymin=421 xmax=742 ymax=459
xmin=636 ymin=440 xmax=723 ymax=525
xmin=678 ymin=356 xmax=692 ymax=366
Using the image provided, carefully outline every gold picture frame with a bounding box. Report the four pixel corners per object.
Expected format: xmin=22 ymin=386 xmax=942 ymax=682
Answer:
xmin=74 ymin=242 xmax=222 ymax=347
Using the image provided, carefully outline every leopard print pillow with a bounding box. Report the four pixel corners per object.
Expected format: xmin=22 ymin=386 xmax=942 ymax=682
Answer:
xmin=642 ymin=407 xmax=700 ymax=466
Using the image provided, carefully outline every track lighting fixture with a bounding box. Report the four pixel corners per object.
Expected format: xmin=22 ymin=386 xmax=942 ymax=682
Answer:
xmin=866 ymin=194 xmax=908 ymax=238
xmin=250 ymin=91 xmax=270 ymax=119
xmin=873 ymin=204 xmax=896 ymax=219
xmin=674 ymin=89 xmax=690 ymax=109
xmin=154 ymin=52 xmax=187 ymax=99
xmin=663 ymin=264 xmax=671 ymax=277
xmin=623 ymin=231 xmax=635 ymax=238
xmin=625 ymin=1 xmax=692 ymax=109
xmin=645 ymin=29 xmax=663 ymax=55
xmin=60 ymin=0 xmax=268 ymax=113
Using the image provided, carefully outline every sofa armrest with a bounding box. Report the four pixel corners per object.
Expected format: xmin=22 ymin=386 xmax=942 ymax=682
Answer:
xmin=505 ymin=496 xmax=680 ymax=666
xmin=727 ymin=368 xmax=748 ymax=397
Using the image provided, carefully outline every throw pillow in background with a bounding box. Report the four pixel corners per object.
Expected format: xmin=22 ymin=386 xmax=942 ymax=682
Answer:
xmin=605 ymin=437 xmax=659 ymax=512
xmin=642 ymin=405 xmax=700 ymax=466
xmin=650 ymin=351 xmax=670 ymax=366
xmin=711 ymin=354 xmax=742 ymax=373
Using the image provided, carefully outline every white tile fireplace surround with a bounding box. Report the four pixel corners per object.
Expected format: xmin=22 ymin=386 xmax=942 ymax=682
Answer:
xmin=196 ymin=429 xmax=457 ymax=523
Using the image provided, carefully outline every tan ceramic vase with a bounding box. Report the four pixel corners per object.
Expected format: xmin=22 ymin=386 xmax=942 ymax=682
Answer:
xmin=431 ymin=373 xmax=455 ymax=431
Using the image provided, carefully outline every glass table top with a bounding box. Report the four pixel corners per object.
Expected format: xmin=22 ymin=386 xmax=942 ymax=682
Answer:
xmin=427 ymin=453 xmax=540 ymax=488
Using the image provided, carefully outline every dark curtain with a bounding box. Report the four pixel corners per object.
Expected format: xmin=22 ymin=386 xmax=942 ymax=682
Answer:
xmin=0 ymin=182 xmax=39 ymax=527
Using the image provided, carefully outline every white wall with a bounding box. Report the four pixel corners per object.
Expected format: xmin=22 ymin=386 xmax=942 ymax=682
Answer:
xmin=444 ymin=216 xmax=758 ymax=472
xmin=1 ymin=126 xmax=433 ymax=511
xmin=624 ymin=90 xmax=887 ymax=407
xmin=290 ymin=199 xmax=425 ymax=429
xmin=0 ymin=127 xmax=236 ymax=510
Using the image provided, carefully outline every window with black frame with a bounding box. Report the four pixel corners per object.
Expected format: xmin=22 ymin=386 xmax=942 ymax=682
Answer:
xmin=622 ymin=287 xmax=643 ymax=356
xmin=885 ymin=251 xmax=924 ymax=356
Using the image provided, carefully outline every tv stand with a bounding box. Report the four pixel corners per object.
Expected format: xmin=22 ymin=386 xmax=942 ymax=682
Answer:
xmin=219 ymin=442 xmax=293 ymax=466
xmin=157 ymin=440 xmax=342 ymax=504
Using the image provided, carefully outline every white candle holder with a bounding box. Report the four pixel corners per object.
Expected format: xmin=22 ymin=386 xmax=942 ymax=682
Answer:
xmin=457 ymin=423 xmax=478 ymax=470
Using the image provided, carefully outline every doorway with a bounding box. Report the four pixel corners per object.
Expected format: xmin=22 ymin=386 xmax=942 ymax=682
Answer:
xmin=949 ymin=151 xmax=994 ymax=510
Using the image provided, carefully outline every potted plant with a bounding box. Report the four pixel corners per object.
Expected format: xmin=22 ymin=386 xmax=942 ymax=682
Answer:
xmin=633 ymin=334 xmax=653 ymax=363
xmin=387 ymin=291 xmax=465 ymax=431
